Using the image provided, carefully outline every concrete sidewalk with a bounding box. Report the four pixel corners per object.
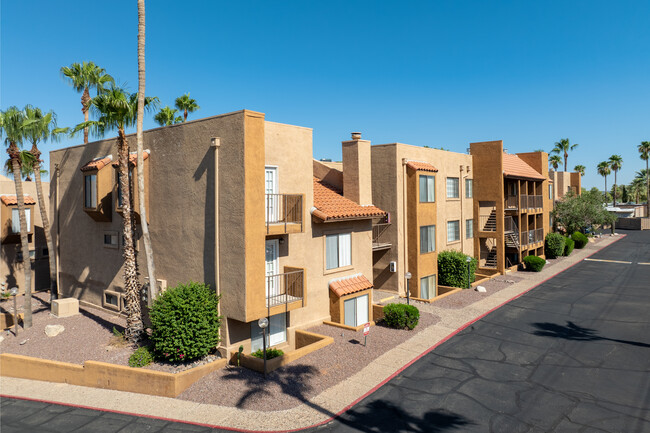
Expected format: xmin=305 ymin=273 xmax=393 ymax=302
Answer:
xmin=0 ymin=235 xmax=624 ymax=432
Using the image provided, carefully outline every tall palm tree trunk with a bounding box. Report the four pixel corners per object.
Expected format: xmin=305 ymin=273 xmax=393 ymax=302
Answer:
xmin=118 ymin=133 xmax=143 ymax=343
xmin=604 ymin=176 xmax=607 ymax=202
xmin=564 ymin=152 xmax=568 ymax=172
xmin=646 ymin=159 xmax=649 ymax=218
xmin=8 ymin=146 xmax=33 ymax=328
xmin=137 ymin=0 xmax=157 ymax=302
xmin=82 ymin=87 xmax=90 ymax=144
xmin=613 ymin=171 xmax=618 ymax=207
xmin=30 ymin=147 xmax=58 ymax=300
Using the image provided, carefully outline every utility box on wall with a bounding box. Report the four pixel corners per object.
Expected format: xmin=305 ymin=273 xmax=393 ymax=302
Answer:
xmin=389 ymin=261 xmax=397 ymax=272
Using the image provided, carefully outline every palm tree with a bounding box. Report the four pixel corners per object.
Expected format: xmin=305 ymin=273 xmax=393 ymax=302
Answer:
xmin=137 ymin=0 xmax=158 ymax=305
xmin=0 ymin=107 xmax=33 ymax=328
xmin=549 ymin=155 xmax=562 ymax=171
xmin=597 ymin=161 xmax=611 ymax=201
xmin=154 ymin=107 xmax=182 ymax=126
xmin=574 ymin=165 xmax=586 ymax=177
xmin=72 ymin=85 xmax=159 ymax=343
xmin=174 ymin=93 xmax=200 ymax=122
xmin=638 ymin=141 xmax=650 ymax=216
xmin=3 ymin=150 xmax=38 ymax=180
xmin=608 ymin=155 xmax=623 ymax=207
xmin=22 ymin=106 xmax=68 ymax=302
xmin=628 ymin=177 xmax=646 ymax=204
xmin=60 ymin=61 xmax=114 ymax=144
xmin=551 ymin=138 xmax=579 ymax=172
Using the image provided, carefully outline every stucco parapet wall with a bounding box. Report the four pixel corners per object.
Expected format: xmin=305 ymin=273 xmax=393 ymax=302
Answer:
xmin=0 ymin=353 xmax=227 ymax=398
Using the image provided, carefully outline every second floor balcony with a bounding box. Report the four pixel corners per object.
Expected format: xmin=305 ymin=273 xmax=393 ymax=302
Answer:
xmin=266 ymin=268 xmax=304 ymax=316
xmin=265 ymin=194 xmax=303 ymax=235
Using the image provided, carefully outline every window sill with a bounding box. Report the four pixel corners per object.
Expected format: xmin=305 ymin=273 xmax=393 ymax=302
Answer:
xmin=446 ymin=197 xmax=460 ymax=201
xmin=419 ymin=250 xmax=437 ymax=256
xmin=447 ymin=240 xmax=461 ymax=245
xmin=324 ymin=265 xmax=354 ymax=276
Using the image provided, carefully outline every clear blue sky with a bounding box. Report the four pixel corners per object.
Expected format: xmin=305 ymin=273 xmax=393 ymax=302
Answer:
xmin=2 ymin=0 xmax=648 ymax=189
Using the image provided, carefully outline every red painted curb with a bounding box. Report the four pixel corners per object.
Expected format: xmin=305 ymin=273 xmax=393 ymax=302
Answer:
xmin=1 ymin=235 xmax=625 ymax=433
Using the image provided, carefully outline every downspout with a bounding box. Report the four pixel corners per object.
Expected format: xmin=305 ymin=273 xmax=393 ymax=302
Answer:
xmin=55 ymin=163 xmax=61 ymax=295
xmin=460 ymin=165 xmax=464 ymax=254
xmin=211 ymin=138 xmax=224 ymax=351
xmin=401 ymin=157 xmax=408 ymax=296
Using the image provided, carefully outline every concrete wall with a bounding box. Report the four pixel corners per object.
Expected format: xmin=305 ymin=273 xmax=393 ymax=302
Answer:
xmin=1 ymin=179 xmax=50 ymax=293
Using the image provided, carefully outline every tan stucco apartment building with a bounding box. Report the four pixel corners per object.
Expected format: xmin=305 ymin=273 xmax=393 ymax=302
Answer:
xmin=549 ymin=170 xmax=582 ymax=202
xmin=470 ymin=140 xmax=551 ymax=275
xmin=1 ymin=174 xmax=50 ymax=294
xmin=50 ymin=110 xmax=385 ymax=356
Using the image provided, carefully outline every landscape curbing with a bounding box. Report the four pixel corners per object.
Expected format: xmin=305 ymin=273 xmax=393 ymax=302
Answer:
xmin=0 ymin=234 xmax=625 ymax=432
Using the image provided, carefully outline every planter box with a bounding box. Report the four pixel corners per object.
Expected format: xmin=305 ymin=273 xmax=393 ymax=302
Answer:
xmin=235 ymin=329 xmax=333 ymax=374
xmin=1 ymin=312 xmax=23 ymax=330
xmin=0 ymin=353 xmax=227 ymax=398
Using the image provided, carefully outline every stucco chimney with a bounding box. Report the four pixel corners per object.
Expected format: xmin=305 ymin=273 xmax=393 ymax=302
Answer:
xmin=342 ymin=132 xmax=372 ymax=206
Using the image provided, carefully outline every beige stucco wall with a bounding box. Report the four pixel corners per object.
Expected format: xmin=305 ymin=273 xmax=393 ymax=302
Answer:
xmin=550 ymin=171 xmax=581 ymax=200
xmin=370 ymin=143 xmax=474 ymax=294
xmin=1 ymin=179 xmax=50 ymax=293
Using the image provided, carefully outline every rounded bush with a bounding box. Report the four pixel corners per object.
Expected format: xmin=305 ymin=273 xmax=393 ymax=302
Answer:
xmin=438 ymin=250 xmax=478 ymax=288
xmin=150 ymin=281 xmax=221 ymax=362
xmin=128 ymin=346 xmax=154 ymax=368
xmin=523 ymin=255 xmax=546 ymax=272
xmin=545 ymin=233 xmax=566 ymax=259
xmin=383 ymin=303 xmax=420 ymax=330
xmin=572 ymin=231 xmax=588 ymax=249
xmin=563 ymin=236 xmax=575 ymax=256
xmin=251 ymin=348 xmax=284 ymax=359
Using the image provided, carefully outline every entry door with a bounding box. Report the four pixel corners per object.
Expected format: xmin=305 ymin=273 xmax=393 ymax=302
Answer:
xmin=265 ymin=239 xmax=280 ymax=298
xmin=265 ymin=166 xmax=278 ymax=222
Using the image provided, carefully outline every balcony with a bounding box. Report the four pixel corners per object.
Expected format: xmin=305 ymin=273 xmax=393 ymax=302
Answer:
xmin=266 ymin=268 xmax=304 ymax=316
xmin=265 ymin=194 xmax=303 ymax=235
xmin=520 ymin=195 xmax=543 ymax=212
xmin=372 ymin=223 xmax=392 ymax=251
xmin=505 ymin=195 xmax=518 ymax=210
xmin=521 ymin=228 xmax=544 ymax=247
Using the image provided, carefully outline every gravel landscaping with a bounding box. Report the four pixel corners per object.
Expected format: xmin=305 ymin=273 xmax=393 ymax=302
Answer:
xmin=177 ymin=312 xmax=440 ymax=411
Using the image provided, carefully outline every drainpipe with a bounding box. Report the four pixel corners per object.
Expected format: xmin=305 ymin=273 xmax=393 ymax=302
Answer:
xmin=460 ymin=165 xmax=471 ymax=255
xmin=211 ymin=138 xmax=224 ymax=352
xmin=55 ymin=163 xmax=61 ymax=295
xmin=401 ymin=158 xmax=409 ymax=296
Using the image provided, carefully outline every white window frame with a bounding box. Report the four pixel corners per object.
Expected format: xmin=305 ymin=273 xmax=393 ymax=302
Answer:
xmin=465 ymin=178 xmax=473 ymax=198
xmin=84 ymin=173 xmax=97 ymax=209
xmin=251 ymin=313 xmax=287 ymax=351
xmin=326 ymin=232 xmax=352 ymax=270
xmin=11 ymin=207 xmax=31 ymax=233
xmin=344 ymin=294 xmax=369 ymax=327
xmin=419 ymin=225 xmax=436 ymax=254
xmin=447 ymin=220 xmax=460 ymax=243
xmin=420 ymin=274 xmax=436 ymax=299
xmin=419 ymin=175 xmax=435 ymax=203
xmin=466 ymin=219 xmax=474 ymax=239
xmin=446 ymin=177 xmax=460 ymax=198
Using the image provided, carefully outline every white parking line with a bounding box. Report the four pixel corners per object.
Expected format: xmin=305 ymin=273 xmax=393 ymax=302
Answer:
xmin=638 ymin=262 xmax=650 ymax=266
xmin=584 ymin=258 xmax=632 ymax=264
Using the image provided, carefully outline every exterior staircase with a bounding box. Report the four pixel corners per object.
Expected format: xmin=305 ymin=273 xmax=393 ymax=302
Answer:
xmin=485 ymin=247 xmax=498 ymax=268
xmin=505 ymin=232 xmax=520 ymax=249
xmin=482 ymin=210 xmax=497 ymax=231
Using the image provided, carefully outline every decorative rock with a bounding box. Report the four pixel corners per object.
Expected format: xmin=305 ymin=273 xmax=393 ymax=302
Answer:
xmin=0 ymin=335 xmax=4 ymax=343
xmin=20 ymin=339 xmax=28 ymax=345
xmin=45 ymin=324 xmax=65 ymax=337
xmin=475 ymin=286 xmax=487 ymax=293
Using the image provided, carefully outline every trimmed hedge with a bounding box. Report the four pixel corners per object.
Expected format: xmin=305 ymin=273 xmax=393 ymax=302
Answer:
xmin=523 ymin=255 xmax=546 ymax=272
xmin=563 ymin=236 xmax=575 ymax=256
xmin=383 ymin=303 xmax=420 ymax=330
xmin=251 ymin=348 xmax=284 ymax=359
xmin=438 ymin=250 xmax=478 ymax=288
xmin=545 ymin=233 xmax=566 ymax=259
xmin=572 ymin=231 xmax=588 ymax=249
xmin=150 ymin=281 xmax=221 ymax=363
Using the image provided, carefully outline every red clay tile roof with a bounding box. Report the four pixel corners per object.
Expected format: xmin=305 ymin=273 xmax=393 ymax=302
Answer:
xmin=329 ymin=274 xmax=373 ymax=298
xmin=502 ymin=154 xmax=545 ymax=180
xmin=80 ymin=155 xmax=113 ymax=172
xmin=1 ymin=194 xmax=36 ymax=205
xmin=312 ymin=177 xmax=386 ymax=221
xmin=406 ymin=160 xmax=438 ymax=172
xmin=111 ymin=150 xmax=150 ymax=168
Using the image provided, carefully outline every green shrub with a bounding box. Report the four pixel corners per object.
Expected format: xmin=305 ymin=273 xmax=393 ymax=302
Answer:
xmin=128 ymin=346 xmax=154 ymax=368
xmin=438 ymin=250 xmax=478 ymax=288
xmin=523 ymin=255 xmax=546 ymax=272
xmin=383 ymin=303 xmax=420 ymax=330
xmin=572 ymin=231 xmax=588 ymax=249
xmin=150 ymin=281 xmax=221 ymax=362
xmin=251 ymin=348 xmax=284 ymax=359
xmin=545 ymin=233 xmax=566 ymax=259
xmin=563 ymin=236 xmax=575 ymax=256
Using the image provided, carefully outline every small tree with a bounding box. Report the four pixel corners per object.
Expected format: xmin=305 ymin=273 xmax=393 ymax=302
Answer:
xmin=552 ymin=188 xmax=615 ymax=234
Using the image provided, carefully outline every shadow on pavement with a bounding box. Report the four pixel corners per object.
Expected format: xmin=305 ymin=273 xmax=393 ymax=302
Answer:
xmin=532 ymin=321 xmax=650 ymax=348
